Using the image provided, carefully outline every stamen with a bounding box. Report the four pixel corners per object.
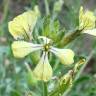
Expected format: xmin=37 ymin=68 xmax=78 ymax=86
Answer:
xmin=43 ymin=44 xmax=50 ymax=52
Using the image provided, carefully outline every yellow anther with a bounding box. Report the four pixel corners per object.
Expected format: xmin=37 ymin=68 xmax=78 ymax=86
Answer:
xmin=44 ymin=44 xmax=50 ymax=52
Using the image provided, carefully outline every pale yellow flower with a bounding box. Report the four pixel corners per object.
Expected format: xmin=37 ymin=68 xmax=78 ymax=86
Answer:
xmin=8 ymin=7 xmax=74 ymax=81
xmin=10 ymin=36 xmax=74 ymax=82
xmin=79 ymin=6 xmax=96 ymax=36
xmin=8 ymin=6 xmax=40 ymax=40
xmin=79 ymin=6 xmax=95 ymax=30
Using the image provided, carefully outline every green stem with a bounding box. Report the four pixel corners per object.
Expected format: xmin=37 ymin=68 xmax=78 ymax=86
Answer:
xmin=74 ymin=50 xmax=94 ymax=81
xmin=43 ymin=82 xmax=48 ymax=96
xmin=1 ymin=0 xmax=10 ymax=23
xmin=44 ymin=0 xmax=50 ymax=15
xmin=49 ymin=50 xmax=94 ymax=96
xmin=63 ymin=50 xmax=94 ymax=96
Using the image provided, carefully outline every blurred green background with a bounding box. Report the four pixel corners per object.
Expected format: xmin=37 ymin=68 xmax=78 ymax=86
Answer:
xmin=0 ymin=0 xmax=96 ymax=96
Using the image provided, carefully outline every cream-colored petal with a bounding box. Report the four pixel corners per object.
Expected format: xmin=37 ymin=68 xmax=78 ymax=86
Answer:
xmin=79 ymin=6 xmax=95 ymax=30
xmin=33 ymin=52 xmax=52 ymax=82
xmin=8 ymin=6 xmax=40 ymax=39
xmin=50 ymin=47 xmax=74 ymax=65
xmin=83 ymin=29 xmax=96 ymax=36
xmin=12 ymin=41 xmax=42 ymax=58
xmin=38 ymin=36 xmax=52 ymax=44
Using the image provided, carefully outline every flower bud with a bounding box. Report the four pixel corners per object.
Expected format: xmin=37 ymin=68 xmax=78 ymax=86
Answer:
xmin=74 ymin=58 xmax=86 ymax=73
xmin=53 ymin=0 xmax=64 ymax=12
xmin=59 ymin=70 xmax=74 ymax=88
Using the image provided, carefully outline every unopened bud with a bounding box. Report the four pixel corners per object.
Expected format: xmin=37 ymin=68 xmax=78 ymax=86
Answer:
xmin=74 ymin=58 xmax=86 ymax=73
xmin=59 ymin=70 xmax=73 ymax=87
xmin=34 ymin=5 xmax=40 ymax=16
xmin=53 ymin=0 xmax=64 ymax=12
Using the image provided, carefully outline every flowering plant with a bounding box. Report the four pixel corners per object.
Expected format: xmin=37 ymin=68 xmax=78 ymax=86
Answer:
xmin=8 ymin=1 xmax=96 ymax=96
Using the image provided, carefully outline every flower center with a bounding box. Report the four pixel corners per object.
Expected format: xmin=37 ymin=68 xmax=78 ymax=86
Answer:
xmin=43 ymin=44 xmax=50 ymax=52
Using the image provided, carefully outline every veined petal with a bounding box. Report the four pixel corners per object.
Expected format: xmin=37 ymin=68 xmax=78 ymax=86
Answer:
xmin=50 ymin=47 xmax=74 ymax=65
xmin=83 ymin=29 xmax=96 ymax=36
xmin=79 ymin=6 xmax=95 ymax=30
xmin=38 ymin=36 xmax=52 ymax=44
xmin=8 ymin=6 xmax=40 ymax=39
xmin=33 ymin=52 xmax=52 ymax=82
xmin=12 ymin=41 xmax=42 ymax=58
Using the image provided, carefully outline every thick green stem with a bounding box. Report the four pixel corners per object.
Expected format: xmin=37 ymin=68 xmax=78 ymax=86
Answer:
xmin=43 ymin=82 xmax=48 ymax=96
xmin=44 ymin=0 xmax=50 ymax=15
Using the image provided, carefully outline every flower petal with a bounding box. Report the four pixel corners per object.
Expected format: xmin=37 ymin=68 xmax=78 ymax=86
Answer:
xmin=79 ymin=6 xmax=95 ymax=30
xmin=12 ymin=41 xmax=42 ymax=58
xmin=38 ymin=36 xmax=52 ymax=44
xmin=83 ymin=29 xmax=96 ymax=36
xmin=50 ymin=47 xmax=74 ymax=65
xmin=33 ymin=52 xmax=52 ymax=82
xmin=8 ymin=6 xmax=40 ymax=40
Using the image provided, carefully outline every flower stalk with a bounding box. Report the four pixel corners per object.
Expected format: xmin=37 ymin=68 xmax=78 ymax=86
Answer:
xmin=74 ymin=50 xmax=94 ymax=81
xmin=49 ymin=70 xmax=73 ymax=96
xmin=43 ymin=82 xmax=48 ymax=96
xmin=63 ymin=50 xmax=94 ymax=96
xmin=49 ymin=58 xmax=86 ymax=96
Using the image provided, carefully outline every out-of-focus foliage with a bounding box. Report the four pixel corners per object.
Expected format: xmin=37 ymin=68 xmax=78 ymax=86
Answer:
xmin=68 ymin=74 xmax=96 ymax=96
xmin=0 ymin=0 xmax=96 ymax=96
